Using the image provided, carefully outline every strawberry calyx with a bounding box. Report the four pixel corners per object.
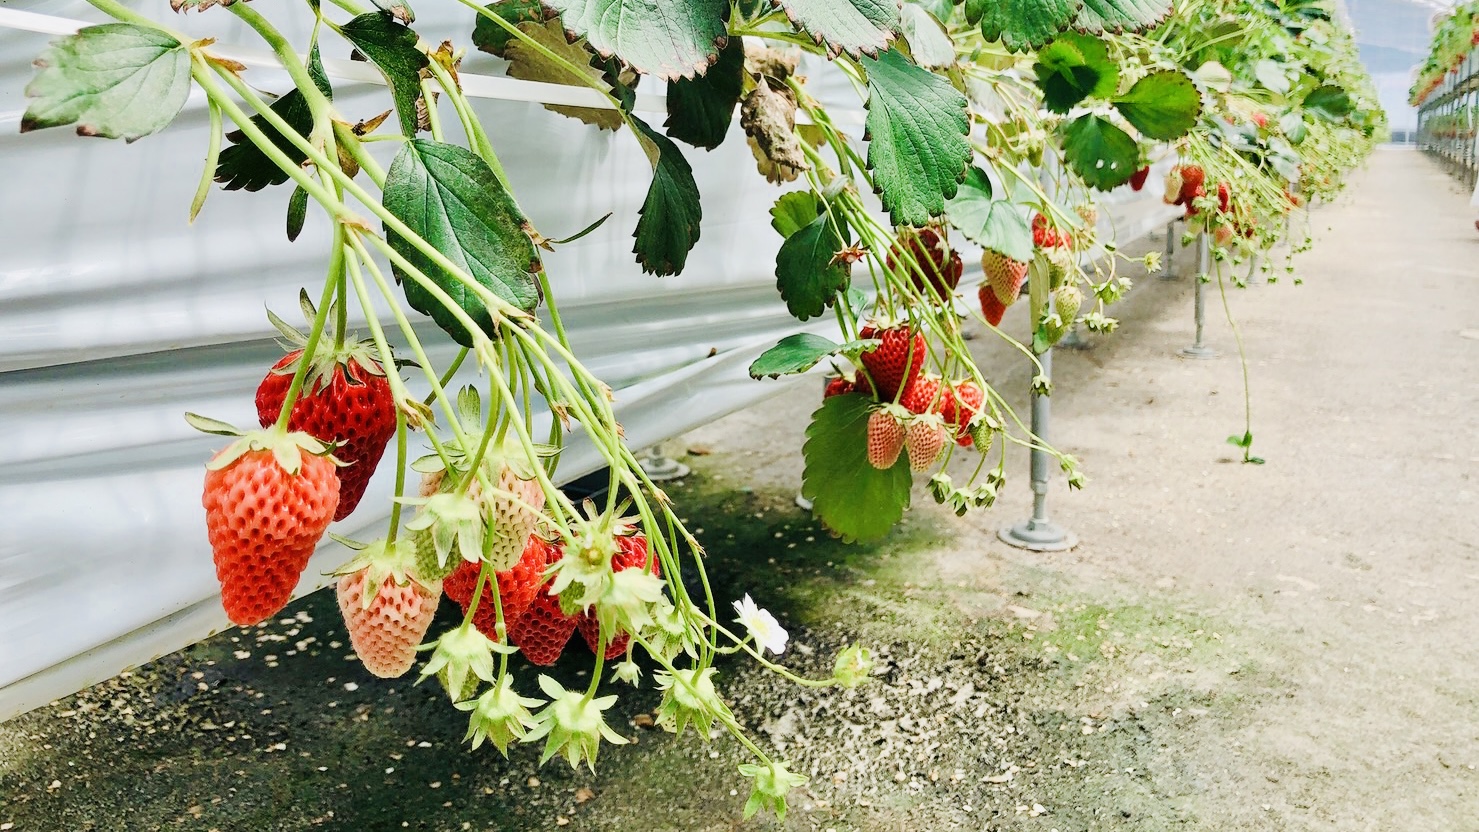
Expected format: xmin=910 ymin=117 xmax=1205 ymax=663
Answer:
xmin=267 ymin=303 xmax=390 ymax=397
xmin=187 ymin=414 xmax=339 ymax=474
xmin=330 ymin=534 xmax=428 ymax=609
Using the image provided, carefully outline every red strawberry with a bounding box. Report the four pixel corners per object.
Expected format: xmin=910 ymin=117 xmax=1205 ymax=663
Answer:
xmin=1175 ymin=165 xmax=1205 ymax=205
xmin=942 ymin=381 xmax=984 ymax=447
xmin=858 ymin=324 xmax=926 ymax=399
xmin=1183 ymin=184 xmax=1206 ymax=217
xmin=887 ymin=227 xmax=963 ymax=301
xmin=899 ymin=374 xmax=942 ymax=415
xmin=508 ymin=587 xmax=579 ymax=667
xmin=443 ymin=534 xmax=556 ymax=641
xmin=981 ymin=250 xmax=1028 ymax=306
xmin=1032 ymin=213 xmax=1071 ymax=249
xmin=904 ymin=416 xmax=946 ymax=471
xmin=256 ymin=345 xmax=395 ymax=521
xmin=1216 ymin=181 xmax=1231 ymax=215
xmin=824 ymin=376 xmax=855 ymax=399
xmin=337 ymin=567 xmax=441 ymax=678
xmin=1129 ymin=166 xmax=1150 ymax=191
xmin=978 ymin=285 xmax=1008 ymax=326
xmin=576 ymin=533 xmax=658 ymax=659
xmin=198 ymin=425 xmax=340 ymax=626
xmin=866 ymin=408 xmax=906 ymax=469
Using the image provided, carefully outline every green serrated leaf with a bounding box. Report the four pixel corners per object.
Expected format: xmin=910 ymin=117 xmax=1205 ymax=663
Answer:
xmin=779 ymin=0 xmax=899 ymax=58
xmin=665 ymin=37 xmax=745 ymax=149
xmin=383 ymin=140 xmax=541 ymax=347
xmin=863 ymin=49 xmax=970 ymax=227
xmin=215 ymin=46 xmax=333 ymax=191
xmin=1072 ymin=0 xmax=1171 ymax=35
xmin=899 ymin=4 xmax=955 ymax=69
xmin=286 ymin=185 xmax=309 ymax=242
xmin=1034 ymin=34 xmax=1118 ymax=114
xmin=748 ymin=333 xmax=845 ymax=379
xmin=630 ymin=117 xmax=703 ymax=275
xmin=22 ymin=24 xmax=191 ymax=142
xmin=471 ymin=1 xmax=547 ymax=55
xmin=339 ymin=12 xmax=429 ymax=137
xmin=1061 ymin=114 xmax=1138 ymax=190
xmin=1303 ymin=84 xmax=1352 ymax=120
xmin=540 ymin=0 xmax=727 ymax=80
xmin=801 ymin=394 xmax=913 ymax=543
xmin=770 ymin=191 xmax=823 ymax=238
xmin=971 ymin=0 xmax=1082 ymax=52
xmin=504 ymin=18 xmax=626 ymax=131
xmin=944 ymin=167 xmax=1033 ymax=261
xmin=1113 ymin=70 xmax=1200 ymax=140
xmin=776 ymin=212 xmax=850 ymax=321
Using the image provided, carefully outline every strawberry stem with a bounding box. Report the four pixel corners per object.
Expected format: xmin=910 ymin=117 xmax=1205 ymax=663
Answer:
xmin=273 ymin=228 xmax=343 ymax=433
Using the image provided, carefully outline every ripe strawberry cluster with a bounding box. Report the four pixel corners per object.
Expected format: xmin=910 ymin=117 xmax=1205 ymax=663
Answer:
xmin=825 ymin=323 xmax=986 ymax=470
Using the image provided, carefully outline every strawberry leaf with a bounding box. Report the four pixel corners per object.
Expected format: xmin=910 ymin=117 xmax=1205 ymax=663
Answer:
xmin=504 ymin=18 xmax=627 ymax=131
xmin=1113 ymin=70 xmax=1201 ymax=140
xmin=749 ymin=334 xmax=869 ymax=379
xmin=22 ymin=24 xmax=191 ymax=142
xmin=1303 ymin=85 xmax=1353 ymax=121
xmin=775 ymin=211 xmax=851 ymax=321
xmin=770 ymin=191 xmax=824 ymax=238
xmin=1061 ymin=114 xmax=1138 ymax=190
xmin=471 ymin=1 xmax=548 ymax=55
xmin=970 ymin=0 xmax=1082 ymax=52
xmin=1034 ymin=34 xmax=1118 ymax=114
xmin=1072 ymin=0 xmax=1172 ymax=34
xmin=630 ymin=117 xmax=703 ymax=275
xmin=898 ymin=3 xmax=956 ymax=69
xmin=802 ymin=394 xmax=913 ymax=543
xmin=215 ymin=45 xmax=333 ymax=191
xmin=382 ymin=140 xmax=542 ymax=347
xmin=286 ymin=185 xmax=309 ymax=242
xmin=944 ymin=167 xmax=1033 ymax=261
xmin=665 ymin=37 xmax=746 ymax=150
xmin=778 ymin=0 xmax=899 ymax=58
xmin=539 ymin=0 xmax=727 ymax=80
xmin=863 ymin=49 xmax=971 ymax=228
xmin=338 ymin=12 xmax=429 ymax=137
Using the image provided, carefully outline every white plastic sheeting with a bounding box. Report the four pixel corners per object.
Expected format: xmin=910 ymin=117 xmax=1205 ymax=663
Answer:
xmin=0 ymin=1 xmax=1182 ymax=721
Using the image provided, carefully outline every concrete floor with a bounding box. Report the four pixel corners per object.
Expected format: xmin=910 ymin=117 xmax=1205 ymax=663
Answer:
xmin=2 ymin=146 xmax=1476 ymax=831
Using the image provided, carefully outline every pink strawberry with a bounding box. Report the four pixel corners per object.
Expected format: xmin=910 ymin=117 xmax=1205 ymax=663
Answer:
xmin=904 ymin=416 xmax=946 ymax=471
xmin=887 ymin=227 xmax=963 ymax=300
xmin=1129 ymin=166 xmax=1150 ymax=191
xmin=858 ymin=324 xmax=926 ymax=399
xmin=198 ymin=424 xmax=340 ymax=626
xmin=442 ymin=534 xmax=555 ymax=641
xmin=866 ymin=408 xmax=906 ymax=470
xmin=576 ymin=533 xmax=658 ymax=659
xmin=337 ymin=567 xmax=441 ymax=678
xmin=1252 ymin=112 xmax=1269 ymax=128
xmin=1183 ymin=184 xmax=1206 ymax=217
xmin=978 ymin=285 xmax=1008 ymax=326
xmin=256 ymin=345 xmax=395 ymax=521
xmin=981 ymin=249 xmax=1028 ymax=306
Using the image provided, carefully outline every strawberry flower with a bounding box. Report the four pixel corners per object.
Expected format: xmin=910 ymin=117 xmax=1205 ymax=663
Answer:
xmin=733 ymin=594 xmax=788 ymax=655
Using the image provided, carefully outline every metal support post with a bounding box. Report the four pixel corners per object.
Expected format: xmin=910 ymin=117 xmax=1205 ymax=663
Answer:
xmin=637 ymin=441 xmax=690 ymax=482
xmin=1179 ymin=232 xmax=1217 ymax=359
xmin=1160 ymin=219 xmax=1178 ymax=279
xmin=998 ymin=349 xmax=1077 ymax=552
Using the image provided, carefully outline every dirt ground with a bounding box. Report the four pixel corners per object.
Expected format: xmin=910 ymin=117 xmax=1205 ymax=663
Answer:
xmin=2 ymin=147 xmax=1477 ymax=831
